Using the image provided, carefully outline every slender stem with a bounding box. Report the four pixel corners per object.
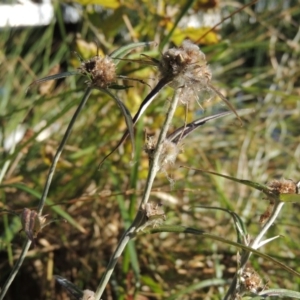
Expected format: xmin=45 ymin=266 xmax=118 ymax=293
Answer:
xmin=0 ymin=87 xmax=92 ymax=300
xmin=0 ymin=240 xmax=31 ymax=300
xmin=94 ymin=88 xmax=182 ymax=300
xmin=223 ymin=201 xmax=285 ymax=300
xmin=38 ymin=87 xmax=92 ymax=214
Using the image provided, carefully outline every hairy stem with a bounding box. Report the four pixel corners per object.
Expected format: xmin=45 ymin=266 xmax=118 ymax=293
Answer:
xmin=140 ymin=87 xmax=182 ymax=207
xmin=94 ymin=87 xmax=182 ymax=300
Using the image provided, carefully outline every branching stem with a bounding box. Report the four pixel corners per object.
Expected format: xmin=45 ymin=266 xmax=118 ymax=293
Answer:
xmin=94 ymin=87 xmax=182 ymax=300
xmin=223 ymin=201 xmax=285 ymax=299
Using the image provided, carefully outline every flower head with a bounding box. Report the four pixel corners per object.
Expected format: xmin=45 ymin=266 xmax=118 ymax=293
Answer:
xmin=79 ymin=55 xmax=116 ymax=88
xmin=267 ymin=179 xmax=300 ymax=194
xmin=159 ymin=40 xmax=211 ymax=104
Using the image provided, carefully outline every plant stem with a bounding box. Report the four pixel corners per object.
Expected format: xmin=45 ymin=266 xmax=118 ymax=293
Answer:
xmin=38 ymin=87 xmax=92 ymax=214
xmin=140 ymin=87 xmax=182 ymax=207
xmin=94 ymin=88 xmax=182 ymax=300
xmin=223 ymin=202 xmax=285 ymax=299
xmin=0 ymin=240 xmax=31 ymax=300
xmin=0 ymin=87 xmax=92 ymax=300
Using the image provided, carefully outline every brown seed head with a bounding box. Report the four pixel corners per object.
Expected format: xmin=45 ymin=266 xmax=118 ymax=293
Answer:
xmin=79 ymin=55 xmax=116 ymax=88
xmin=159 ymin=40 xmax=211 ymax=102
xmin=137 ymin=202 xmax=166 ymax=231
xmin=20 ymin=208 xmax=47 ymax=244
xmin=144 ymin=138 xmax=180 ymax=171
xmin=267 ymin=179 xmax=299 ymax=194
xmin=241 ymin=267 xmax=263 ymax=293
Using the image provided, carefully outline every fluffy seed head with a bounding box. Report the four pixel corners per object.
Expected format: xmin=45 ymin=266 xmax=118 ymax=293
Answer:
xmin=81 ymin=290 xmax=95 ymax=300
xmin=144 ymin=137 xmax=180 ymax=172
xmin=137 ymin=202 xmax=166 ymax=231
xmin=240 ymin=267 xmax=263 ymax=293
xmin=79 ymin=55 xmax=116 ymax=88
xmin=267 ymin=179 xmax=299 ymax=194
xmin=159 ymin=40 xmax=211 ymax=103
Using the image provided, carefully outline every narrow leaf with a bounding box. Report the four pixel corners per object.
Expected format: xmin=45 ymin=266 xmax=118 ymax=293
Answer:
xmin=181 ymin=167 xmax=277 ymax=199
xmin=110 ymin=41 xmax=157 ymax=65
xmin=27 ymin=71 xmax=79 ymax=92
xmin=259 ymin=288 xmax=300 ymax=298
xmin=98 ymin=76 xmax=171 ymax=167
xmin=55 ymin=275 xmax=83 ymax=299
xmin=97 ymin=88 xmax=136 ymax=162
xmin=208 ymin=83 xmax=243 ymax=126
xmin=256 ymin=235 xmax=280 ymax=249
xmin=167 ymin=111 xmax=237 ymax=144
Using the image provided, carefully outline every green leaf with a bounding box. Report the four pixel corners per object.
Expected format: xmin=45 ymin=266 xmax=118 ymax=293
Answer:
xmin=259 ymin=288 xmax=300 ymax=298
xmin=182 ymin=168 xmax=278 ymax=200
xmin=98 ymin=88 xmax=136 ymax=164
xmin=110 ymin=41 xmax=156 ymax=65
xmin=97 ymin=76 xmax=171 ymax=167
xmin=167 ymin=111 xmax=234 ymax=143
xmin=74 ymin=0 xmax=121 ymax=9
xmin=279 ymin=193 xmax=300 ymax=203
xmin=27 ymin=71 xmax=79 ymax=92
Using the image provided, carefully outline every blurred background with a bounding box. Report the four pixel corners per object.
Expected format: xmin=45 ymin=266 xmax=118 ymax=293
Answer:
xmin=1 ymin=0 xmax=300 ymax=299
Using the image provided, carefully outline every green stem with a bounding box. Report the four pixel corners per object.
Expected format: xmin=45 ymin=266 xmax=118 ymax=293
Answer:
xmin=37 ymin=87 xmax=92 ymax=214
xmin=0 ymin=240 xmax=31 ymax=300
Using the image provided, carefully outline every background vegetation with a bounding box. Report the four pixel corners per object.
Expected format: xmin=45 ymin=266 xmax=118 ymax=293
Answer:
xmin=1 ymin=0 xmax=300 ymax=299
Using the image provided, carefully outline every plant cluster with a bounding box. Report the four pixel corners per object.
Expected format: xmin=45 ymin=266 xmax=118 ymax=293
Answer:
xmin=1 ymin=1 xmax=300 ymax=300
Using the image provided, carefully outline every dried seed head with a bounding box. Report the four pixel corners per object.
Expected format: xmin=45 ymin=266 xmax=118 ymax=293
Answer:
xmin=79 ymin=55 xmax=116 ymax=88
xmin=143 ymin=134 xmax=156 ymax=157
xmin=137 ymin=202 xmax=166 ymax=231
xmin=240 ymin=267 xmax=263 ymax=293
xmin=159 ymin=40 xmax=211 ymax=103
xmin=259 ymin=202 xmax=274 ymax=224
xmin=144 ymin=137 xmax=180 ymax=171
xmin=267 ymin=179 xmax=299 ymax=194
xmin=81 ymin=290 xmax=95 ymax=300
xmin=159 ymin=140 xmax=180 ymax=167
xmin=20 ymin=208 xmax=47 ymax=244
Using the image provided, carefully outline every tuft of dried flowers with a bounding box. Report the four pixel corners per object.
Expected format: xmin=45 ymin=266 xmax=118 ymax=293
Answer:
xmin=137 ymin=202 xmax=166 ymax=232
xmin=79 ymin=55 xmax=116 ymax=88
xmin=267 ymin=179 xmax=300 ymax=195
xmin=158 ymin=40 xmax=211 ymax=104
xmin=20 ymin=208 xmax=47 ymax=246
xmin=144 ymin=137 xmax=180 ymax=173
xmin=99 ymin=40 xmax=242 ymax=166
xmin=239 ymin=267 xmax=265 ymax=294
